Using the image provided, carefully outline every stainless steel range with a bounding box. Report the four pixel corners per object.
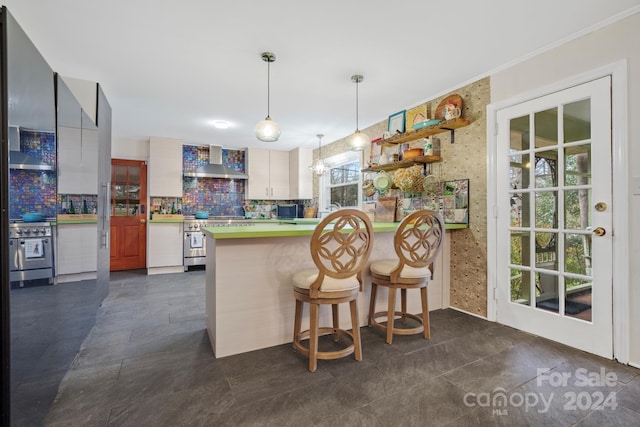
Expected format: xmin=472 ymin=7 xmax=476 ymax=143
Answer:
xmin=9 ymin=221 xmax=54 ymax=285
xmin=183 ymin=216 xmax=252 ymax=270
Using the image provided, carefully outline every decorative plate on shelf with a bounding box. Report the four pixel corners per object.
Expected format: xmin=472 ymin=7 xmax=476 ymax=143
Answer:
xmin=373 ymin=171 xmax=393 ymax=193
xmin=434 ymin=94 xmax=463 ymax=120
xmin=423 ymin=174 xmax=439 ymax=194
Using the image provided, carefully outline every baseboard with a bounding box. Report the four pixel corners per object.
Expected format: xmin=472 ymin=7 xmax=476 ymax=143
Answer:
xmin=447 ymin=306 xmax=490 ymax=321
xmin=147 ymin=266 xmax=185 ymax=275
xmin=55 ymin=272 xmax=97 ymax=283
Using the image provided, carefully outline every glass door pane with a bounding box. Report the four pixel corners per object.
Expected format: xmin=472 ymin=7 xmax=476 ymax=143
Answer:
xmin=112 ymin=164 xmax=142 ymax=216
xmin=508 ymin=101 xmax=594 ymax=320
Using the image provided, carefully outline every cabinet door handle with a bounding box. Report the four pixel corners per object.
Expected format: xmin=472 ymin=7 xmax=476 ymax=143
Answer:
xmin=100 ymin=182 xmax=110 ymax=248
xmin=266 ymin=187 xmax=269 ymax=197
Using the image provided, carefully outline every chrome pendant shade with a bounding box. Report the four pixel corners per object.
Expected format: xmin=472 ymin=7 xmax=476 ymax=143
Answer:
xmin=309 ymin=133 xmax=327 ymax=176
xmin=347 ymin=74 xmax=370 ymax=151
xmin=255 ymin=52 xmax=281 ymax=142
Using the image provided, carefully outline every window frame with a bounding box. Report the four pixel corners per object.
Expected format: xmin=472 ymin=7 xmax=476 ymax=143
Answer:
xmin=319 ymin=151 xmax=362 ymax=210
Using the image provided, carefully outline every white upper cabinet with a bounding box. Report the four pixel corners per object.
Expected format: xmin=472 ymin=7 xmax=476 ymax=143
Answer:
xmin=62 ymin=76 xmax=98 ymax=125
xmin=289 ymin=147 xmax=313 ymax=200
xmin=149 ymin=137 xmax=183 ymax=197
xmin=246 ymin=147 xmax=290 ymax=200
xmin=57 ymin=126 xmax=83 ymax=194
xmin=57 ymin=76 xmax=99 ymax=195
xmin=81 ymin=110 xmax=98 ymax=194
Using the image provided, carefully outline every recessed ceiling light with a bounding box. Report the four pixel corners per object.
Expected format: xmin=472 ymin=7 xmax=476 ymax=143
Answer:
xmin=213 ymin=120 xmax=229 ymax=129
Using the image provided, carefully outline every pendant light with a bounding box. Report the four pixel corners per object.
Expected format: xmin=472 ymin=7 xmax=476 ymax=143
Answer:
xmin=255 ymin=52 xmax=281 ymax=142
xmin=309 ymin=133 xmax=327 ymax=176
xmin=347 ymin=74 xmax=371 ymax=151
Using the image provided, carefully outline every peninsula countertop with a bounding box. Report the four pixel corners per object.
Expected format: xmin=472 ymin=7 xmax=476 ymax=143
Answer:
xmin=202 ymin=219 xmax=467 ymax=240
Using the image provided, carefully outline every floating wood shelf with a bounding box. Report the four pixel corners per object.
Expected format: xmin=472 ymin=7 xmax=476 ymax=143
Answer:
xmin=381 ymin=117 xmax=470 ymax=146
xmin=361 ymin=155 xmax=441 ymax=172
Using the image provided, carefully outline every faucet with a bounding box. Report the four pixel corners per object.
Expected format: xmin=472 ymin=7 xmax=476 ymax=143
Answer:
xmin=329 ymin=202 xmax=341 ymax=212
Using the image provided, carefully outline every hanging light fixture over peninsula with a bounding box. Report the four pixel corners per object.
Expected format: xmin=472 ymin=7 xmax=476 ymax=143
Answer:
xmin=309 ymin=133 xmax=327 ymax=176
xmin=347 ymin=74 xmax=370 ymax=151
xmin=255 ymin=51 xmax=281 ymax=142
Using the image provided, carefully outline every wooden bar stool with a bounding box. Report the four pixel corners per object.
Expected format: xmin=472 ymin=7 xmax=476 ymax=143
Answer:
xmin=292 ymin=209 xmax=373 ymax=372
xmin=368 ymin=210 xmax=444 ymax=344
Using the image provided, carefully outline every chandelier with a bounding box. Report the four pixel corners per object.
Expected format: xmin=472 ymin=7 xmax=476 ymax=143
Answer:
xmin=309 ymin=133 xmax=327 ymax=176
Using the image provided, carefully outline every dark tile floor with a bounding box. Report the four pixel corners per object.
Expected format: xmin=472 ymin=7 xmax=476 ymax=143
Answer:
xmin=18 ymin=270 xmax=640 ymax=426
xmin=9 ymin=278 xmax=104 ymax=427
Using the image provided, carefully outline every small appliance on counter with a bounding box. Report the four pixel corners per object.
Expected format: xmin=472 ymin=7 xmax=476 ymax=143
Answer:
xmin=276 ymin=204 xmax=298 ymax=219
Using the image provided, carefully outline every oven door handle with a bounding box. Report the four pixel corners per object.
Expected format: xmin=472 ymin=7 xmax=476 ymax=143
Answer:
xmin=18 ymin=238 xmax=49 ymax=244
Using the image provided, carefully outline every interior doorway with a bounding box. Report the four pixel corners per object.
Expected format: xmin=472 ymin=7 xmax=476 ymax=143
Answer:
xmin=110 ymin=159 xmax=147 ymax=271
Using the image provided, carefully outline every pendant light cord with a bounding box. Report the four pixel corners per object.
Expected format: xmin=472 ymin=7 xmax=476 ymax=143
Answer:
xmin=355 ymin=79 xmax=359 ymax=131
xmin=266 ymin=60 xmax=271 ymax=119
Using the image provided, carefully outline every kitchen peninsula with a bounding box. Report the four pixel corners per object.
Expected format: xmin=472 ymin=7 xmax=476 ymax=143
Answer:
xmin=203 ymin=220 xmax=462 ymax=357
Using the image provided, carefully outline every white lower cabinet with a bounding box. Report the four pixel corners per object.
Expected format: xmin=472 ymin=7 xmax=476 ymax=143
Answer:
xmin=56 ymin=223 xmax=98 ymax=282
xmin=148 ymin=222 xmax=183 ymax=273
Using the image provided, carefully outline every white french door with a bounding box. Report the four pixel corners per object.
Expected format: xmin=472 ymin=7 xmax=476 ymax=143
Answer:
xmin=495 ymin=76 xmax=613 ymax=358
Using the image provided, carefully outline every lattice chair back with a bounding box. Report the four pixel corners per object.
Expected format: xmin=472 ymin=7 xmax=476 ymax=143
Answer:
xmin=391 ymin=209 xmax=445 ymax=282
xmin=308 ymin=209 xmax=373 ymax=296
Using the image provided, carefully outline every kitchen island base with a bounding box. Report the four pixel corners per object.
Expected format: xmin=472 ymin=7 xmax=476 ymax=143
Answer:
xmin=205 ymin=228 xmax=450 ymax=358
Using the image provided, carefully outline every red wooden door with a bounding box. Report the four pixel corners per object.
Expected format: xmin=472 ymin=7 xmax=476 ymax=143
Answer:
xmin=110 ymin=159 xmax=147 ymax=271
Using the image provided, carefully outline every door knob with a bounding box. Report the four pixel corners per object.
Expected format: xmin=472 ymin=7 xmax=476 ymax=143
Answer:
xmin=591 ymin=227 xmax=606 ymax=236
xmin=140 ymin=219 xmax=146 ymax=224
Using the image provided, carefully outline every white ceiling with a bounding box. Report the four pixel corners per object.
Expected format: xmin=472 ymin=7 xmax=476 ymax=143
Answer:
xmin=3 ymin=0 xmax=640 ymax=151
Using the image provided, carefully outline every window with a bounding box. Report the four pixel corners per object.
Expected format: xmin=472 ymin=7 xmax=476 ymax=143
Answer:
xmin=320 ymin=151 xmax=362 ymax=210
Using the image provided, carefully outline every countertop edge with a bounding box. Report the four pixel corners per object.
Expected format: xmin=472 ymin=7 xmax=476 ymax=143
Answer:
xmin=203 ymin=221 xmax=468 ymax=240
xmin=56 ymin=220 xmax=98 ymax=224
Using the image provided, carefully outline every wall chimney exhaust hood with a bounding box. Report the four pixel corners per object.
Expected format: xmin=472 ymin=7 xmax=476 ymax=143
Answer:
xmin=183 ymin=145 xmax=248 ymax=179
xmin=9 ymin=126 xmax=54 ymax=171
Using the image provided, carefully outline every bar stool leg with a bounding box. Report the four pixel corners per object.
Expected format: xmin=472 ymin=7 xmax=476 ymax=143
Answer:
xmin=350 ymin=300 xmax=362 ymax=361
xmin=309 ymin=303 xmax=319 ymax=372
xmin=386 ymin=287 xmax=396 ymax=344
xmin=368 ymin=283 xmax=377 ymax=326
xmin=331 ymin=304 xmax=340 ymax=341
xmin=293 ymin=299 xmax=303 ymax=348
xmin=401 ymin=288 xmax=407 ymax=323
xmin=420 ymin=287 xmax=430 ymax=339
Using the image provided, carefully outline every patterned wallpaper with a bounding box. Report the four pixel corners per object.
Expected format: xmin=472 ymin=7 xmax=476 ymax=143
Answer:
xmin=431 ymin=78 xmax=490 ymax=317
xmin=9 ymin=130 xmax=57 ymax=219
xmin=316 ymin=77 xmax=491 ymax=317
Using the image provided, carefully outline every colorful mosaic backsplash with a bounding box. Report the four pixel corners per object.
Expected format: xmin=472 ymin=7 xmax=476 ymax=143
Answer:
xmin=182 ymin=146 xmax=246 ymax=216
xmin=58 ymin=194 xmax=98 ymax=214
xmin=9 ymin=130 xmax=57 ymax=219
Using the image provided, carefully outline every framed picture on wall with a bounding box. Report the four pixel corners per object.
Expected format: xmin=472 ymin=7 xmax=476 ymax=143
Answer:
xmin=388 ymin=110 xmax=406 ymax=134
xmin=405 ymin=104 xmax=429 ymax=131
xmin=369 ymin=140 xmax=382 ymax=165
